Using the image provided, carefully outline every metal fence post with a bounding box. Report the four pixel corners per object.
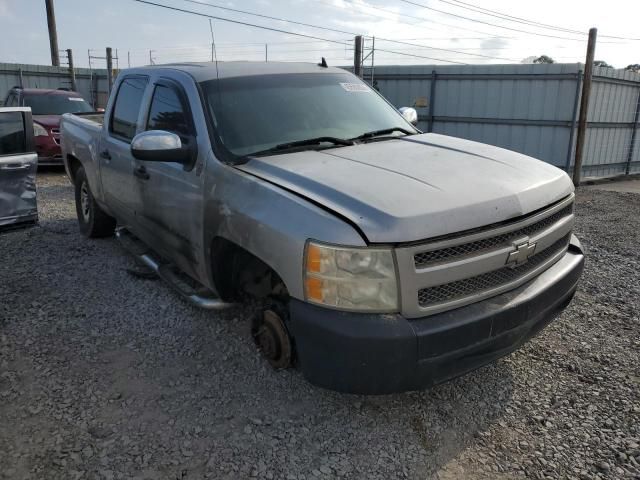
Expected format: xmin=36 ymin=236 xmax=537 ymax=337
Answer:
xmin=625 ymin=88 xmax=640 ymax=175
xmin=428 ymin=70 xmax=437 ymax=133
xmin=93 ymin=74 xmax=98 ymax=109
xmin=565 ymin=70 xmax=583 ymax=172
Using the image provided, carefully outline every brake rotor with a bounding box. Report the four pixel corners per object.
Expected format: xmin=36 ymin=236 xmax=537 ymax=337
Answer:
xmin=252 ymin=309 xmax=292 ymax=369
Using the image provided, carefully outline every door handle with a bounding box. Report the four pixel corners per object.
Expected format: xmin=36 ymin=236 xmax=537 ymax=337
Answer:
xmin=133 ymin=165 xmax=150 ymax=180
xmin=99 ymin=150 xmax=111 ymax=160
xmin=0 ymin=163 xmax=31 ymax=171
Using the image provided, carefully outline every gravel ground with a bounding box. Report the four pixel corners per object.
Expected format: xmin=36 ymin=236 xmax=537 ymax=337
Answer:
xmin=1 ymin=172 xmax=639 ymax=480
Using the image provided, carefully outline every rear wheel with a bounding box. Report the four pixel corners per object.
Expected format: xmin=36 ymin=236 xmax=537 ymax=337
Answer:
xmin=74 ymin=167 xmax=116 ymax=238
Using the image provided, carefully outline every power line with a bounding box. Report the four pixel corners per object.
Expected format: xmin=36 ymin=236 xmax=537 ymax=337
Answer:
xmin=436 ymin=0 xmax=586 ymax=35
xmin=133 ymin=0 xmax=472 ymax=65
xmin=131 ymin=0 xmax=351 ymax=45
xmin=443 ymin=0 xmax=640 ymax=41
xmin=169 ymin=0 xmax=519 ymax=62
xmin=374 ymin=49 xmax=467 ymax=64
xmin=397 ymin=0 xmax=590 ymax=41
xmin=375 ymin=37 xmax=518 ymax=62
xmin=316 ymin=0 xmax=518 ymax=40
xmin=176 ymin=0 xmax=362 ymax=37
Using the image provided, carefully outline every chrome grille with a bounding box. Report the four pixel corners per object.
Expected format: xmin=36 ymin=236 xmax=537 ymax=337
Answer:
xmin=395 ymin=194 xmax=576 ymax=318
xmin=414 ymin=203 xmax=573 ymax=268
xmin=418 ymin=234 xmax=570 ymax=308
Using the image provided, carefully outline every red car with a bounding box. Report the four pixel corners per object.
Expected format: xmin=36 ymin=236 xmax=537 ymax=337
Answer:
xmin=3 ymin=87 xmax=93 ymax=166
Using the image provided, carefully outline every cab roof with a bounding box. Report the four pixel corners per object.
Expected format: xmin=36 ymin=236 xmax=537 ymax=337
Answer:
xmin=128 ymin=61 xmax=348 ymax=82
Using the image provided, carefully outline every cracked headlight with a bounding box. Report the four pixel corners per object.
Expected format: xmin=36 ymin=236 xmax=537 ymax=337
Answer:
xmin=304 ymin=241 xmax=398 ymax=312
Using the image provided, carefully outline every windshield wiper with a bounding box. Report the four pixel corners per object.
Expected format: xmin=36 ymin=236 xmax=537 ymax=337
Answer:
xmin=249 ymin=136 xmax=354 ymax=157
xmin=350 ymin=127 xmax=414 ymax=142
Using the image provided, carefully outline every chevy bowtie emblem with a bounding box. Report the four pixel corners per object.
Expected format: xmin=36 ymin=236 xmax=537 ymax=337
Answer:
xmin=506 ymin=240 xmax=536 ymax=266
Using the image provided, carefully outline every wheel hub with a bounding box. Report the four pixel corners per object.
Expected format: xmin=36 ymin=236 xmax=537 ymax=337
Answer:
xmin=80 ymin=182 xmax=91 ymax=221
xmin=252 ymin=309 xmax=292 ymax=369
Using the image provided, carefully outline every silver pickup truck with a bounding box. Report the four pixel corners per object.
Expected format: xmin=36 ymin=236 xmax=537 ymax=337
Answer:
xmin=61 ymin=62 xmax=584 ymax=394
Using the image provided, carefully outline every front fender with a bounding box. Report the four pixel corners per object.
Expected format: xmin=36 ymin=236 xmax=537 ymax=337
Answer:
xmin=201 ymin=161 xmax=366 ymax=300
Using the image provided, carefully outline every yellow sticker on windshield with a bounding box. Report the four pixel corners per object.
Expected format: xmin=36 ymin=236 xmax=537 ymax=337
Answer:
xmin=340 ymin=83 xmax=371 ymax=92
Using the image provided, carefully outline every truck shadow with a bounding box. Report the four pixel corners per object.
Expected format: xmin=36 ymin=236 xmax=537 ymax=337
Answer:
xmin=1 ymin=174 xmax=515 ymax=478
xmin=184 ymin=309 xmax=514 ymax=478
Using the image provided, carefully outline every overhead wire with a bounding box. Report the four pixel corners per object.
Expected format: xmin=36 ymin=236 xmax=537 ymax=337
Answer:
xmin=169 ymin=0 xmax=520 ymax=62
xmin=132 ymin=0 xmax=479 ymax=64
xmin=396 ymin=0 xmax=591 ymax=41
xmin=441 ymin=0 xmax=640 ymax=41
xmin=131 ymin=0 xmax=352 ymax=45
xmin=315 ymin=0 xmax=519 ymax=39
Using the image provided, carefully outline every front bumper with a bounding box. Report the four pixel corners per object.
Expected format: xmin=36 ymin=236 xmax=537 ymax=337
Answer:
xmin=288 ymin=235 xmax=585 ymax=394
xmin=36 ymin=136 xmax=63 ymax=165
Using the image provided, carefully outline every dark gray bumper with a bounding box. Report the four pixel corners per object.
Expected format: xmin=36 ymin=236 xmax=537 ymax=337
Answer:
xmin=288 ymin=237 xmax=585 ymax=395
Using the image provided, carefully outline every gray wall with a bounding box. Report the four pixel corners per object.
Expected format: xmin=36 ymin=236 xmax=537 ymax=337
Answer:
xmin=1 ymin=61 xmax=639 ymax=179
xmin=0 ymin=63 xmax=110 ymax=109
xmin=367 ymin=63 xmax=640 ymax=179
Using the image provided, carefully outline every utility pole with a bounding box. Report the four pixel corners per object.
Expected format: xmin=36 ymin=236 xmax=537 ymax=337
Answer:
xmin=573 ymin=27 xmax=597 ymax=187
xmin=265 ymin=44 xmax=268 ymax=62
xmin=45 ymin=0 xmax=60 ymax=66
xmin=149 ymin=50 xmax=154 ymax=65
xmin=354 ymin=35 xmax=363 ymax=78
xmin=106 ymin=47 xmax=114 ymax=94
xmin=66 ymin=49 xmax=76 ymax=91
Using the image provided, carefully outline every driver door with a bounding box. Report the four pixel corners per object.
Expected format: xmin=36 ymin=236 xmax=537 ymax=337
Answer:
xmin=0 ymin=107 xmax=38 ymax=231
xmin=134 ymin=78 xmax=203 ymax=278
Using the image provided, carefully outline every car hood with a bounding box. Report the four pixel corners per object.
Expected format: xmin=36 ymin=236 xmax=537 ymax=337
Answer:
xmin=33 ymin=115 xmax=61 ymax=128
xmin=236 ymin=133 xmax=574 ymax=243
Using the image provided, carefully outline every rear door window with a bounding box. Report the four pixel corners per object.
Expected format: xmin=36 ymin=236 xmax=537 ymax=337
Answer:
xmin=109 ymin=77 xmax=149 ymax=142
xmin=0 ymin=112 xmax=26 ymax=156
xmin=146 ymin=84 xmax=192 ymax=137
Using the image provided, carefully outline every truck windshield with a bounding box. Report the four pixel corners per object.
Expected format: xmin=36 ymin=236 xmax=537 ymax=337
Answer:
xmin=23 ymin=94 xmax=93 ymax=115
xmin=201 ymin=73 xmax=417 ymax=158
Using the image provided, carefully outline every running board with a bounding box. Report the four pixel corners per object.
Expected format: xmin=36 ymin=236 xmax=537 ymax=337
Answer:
xmin=115 ymin=227 xmax=235 ymax=310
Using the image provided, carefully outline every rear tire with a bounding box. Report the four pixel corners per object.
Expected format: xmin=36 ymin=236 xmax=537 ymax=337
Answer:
xmin=74 ymin=167 xmax=116 ymax=238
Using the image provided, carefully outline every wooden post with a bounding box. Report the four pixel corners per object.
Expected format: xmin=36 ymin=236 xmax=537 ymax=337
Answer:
xmin=354 ymin=35 xmax=363 ymax=78
xmin=106 ymin=47 xmax=113 ymax=95
xmin=573 ymin=28 xmax=597 ymax=186
xmin=67 ymin=49 xmax=77 ymax=92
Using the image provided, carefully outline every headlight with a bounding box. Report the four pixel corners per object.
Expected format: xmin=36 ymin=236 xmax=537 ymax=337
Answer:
xmin=33 ymin=122 xmax=48 ymax=137
xmin=304 ymin=241 xmax=398 ymax=312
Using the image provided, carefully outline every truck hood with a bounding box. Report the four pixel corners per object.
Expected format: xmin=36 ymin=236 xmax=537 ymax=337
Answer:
xmin=236 ymin=133 xmax=574 ymax=243
xmin=33 ymin=115 xmax=61 ymax=128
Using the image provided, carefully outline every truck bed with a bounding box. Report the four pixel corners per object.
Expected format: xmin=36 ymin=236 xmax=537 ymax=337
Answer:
xmin=60 ymin=112 xmax=106 ymax=173
xmin=70 ymin=112 xmax=105 ymax=127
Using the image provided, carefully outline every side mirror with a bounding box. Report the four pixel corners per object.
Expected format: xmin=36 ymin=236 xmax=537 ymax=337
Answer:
xmin=398 ymin=107 xmax=418 ymax=126
xmin=131 ymin=130 xmax=190 ymax=163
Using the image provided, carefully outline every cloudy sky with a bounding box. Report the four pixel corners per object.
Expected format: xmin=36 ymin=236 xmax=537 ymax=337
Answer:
xmin=0 ymin=0 xmax=638 ymax=69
